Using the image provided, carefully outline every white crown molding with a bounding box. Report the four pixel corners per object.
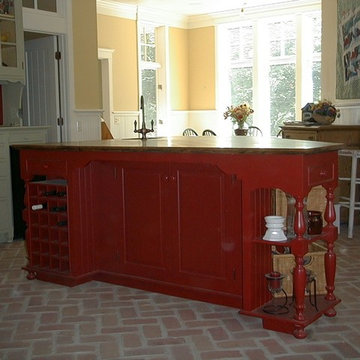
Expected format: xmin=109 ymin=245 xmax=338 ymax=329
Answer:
xmin=97 ymin=0 xmax=187 ymax=28
xmin=97 ymin=0 xmax=137 ymax=20
xmin=137 ymin=6 xmax=187 ymax=28
xmin=97 ymin=0 xmax=320 ymax=29
xmin=187 ymin=0 xmax=320 ymax=28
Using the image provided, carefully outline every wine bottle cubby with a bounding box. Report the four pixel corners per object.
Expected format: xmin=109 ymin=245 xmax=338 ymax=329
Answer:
xmin=25 ymin=179 xmax=69 ymax=273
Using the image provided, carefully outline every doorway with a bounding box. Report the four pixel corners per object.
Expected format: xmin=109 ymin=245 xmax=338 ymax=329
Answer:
xmin=98 ymin=48 xmax=114 ymax=135
xmin=22 ymin=32 xmax=65 ymax=143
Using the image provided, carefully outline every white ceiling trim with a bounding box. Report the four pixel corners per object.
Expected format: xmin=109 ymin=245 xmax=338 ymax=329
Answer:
xmin=187 ymin=0 xmax=321 ymax=29
xmin=97 ymin=0 xmax=321 ymax=29
xmin=97 ymin=0 xmax=188 ymax=27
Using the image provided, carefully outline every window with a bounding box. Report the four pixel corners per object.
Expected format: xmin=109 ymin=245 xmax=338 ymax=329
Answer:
xmin=139 ymin=23 xmax=159 ymax=134
xmin=228 ymin=25 xmax=253 ymax=107
xmin=219 ymin=9 xmax=321 ymax=136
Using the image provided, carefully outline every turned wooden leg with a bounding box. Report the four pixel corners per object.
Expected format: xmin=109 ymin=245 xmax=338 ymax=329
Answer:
xmin=22 ymin=266 xmax=37 ymax=280
xmin=324 ymin=186 xmax=337 ymax=302
xmin=293 ymin=254 xmax=306 ymax=321
xmin=292 ymin=197 xmax=308 ymax=324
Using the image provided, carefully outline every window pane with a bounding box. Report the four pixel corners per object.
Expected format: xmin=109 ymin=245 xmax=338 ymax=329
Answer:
xmin=38 ymin=0 xmax=56 ymax=12
xmin=140 ymin=25 xmax=156 ymax=63
xmin=22 ymin=0 xmax=34 ymax=8
xmin=146 ymin=45 xmax=155 ymax=62
xmin=146 ymin=31 xmax=155 ymax=45
xmin=269 ymin=19 xmax=295 ymax=58
xmin=23 ymin=0 xmax=57 ymax=12
xmin=141 ymin=69 xmax=157 ymax=131
xmin=269 ymin=64 xmax=295 ymax=135
xmin=230 ymin=67 xmax=253 ymax=105
xmin=312 ymin=15 xmax=321 ymax=54
xmin=270 ymin=40 xmax=281 ymax=57
xmin=228 ymin=24 xmax=254 ymax=124
xmin=285 ymin=39 xmax=295 ymax=56
xmin=229 ymin=25 xmax=253 ymax=62
xmin=312 ymin=61 xmax=321 ymax=101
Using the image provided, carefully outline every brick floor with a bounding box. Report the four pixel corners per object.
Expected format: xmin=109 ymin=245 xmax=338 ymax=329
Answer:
xmin=0 ymin=225 xmax=359 ymax=359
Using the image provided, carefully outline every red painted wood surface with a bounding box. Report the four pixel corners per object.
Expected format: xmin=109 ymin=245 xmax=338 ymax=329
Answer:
xmin=18 ymin=145 xmax=340 ymax=338
xmin=0 ymin=85 xmax=3 ymax=125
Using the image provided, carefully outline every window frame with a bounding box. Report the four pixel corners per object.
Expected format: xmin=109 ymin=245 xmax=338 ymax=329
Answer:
xmin=216 ymin=7 xmax=322 ymax=136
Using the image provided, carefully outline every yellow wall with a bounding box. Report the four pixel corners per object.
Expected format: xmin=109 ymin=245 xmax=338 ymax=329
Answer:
xmin=169 ymin=27 xmax=189 ymax=110
xmin=321 ymin=0 xmax=337 ymax=102
xmin=72 ymin=0 xmax=101 ymax=109
xmin=169 ymin=26 xmax=215 ymax=111
xmin=97 ymin=15 xmax=138 ymax=111
xmin=188 ymin=27 xmax=216 ymax=110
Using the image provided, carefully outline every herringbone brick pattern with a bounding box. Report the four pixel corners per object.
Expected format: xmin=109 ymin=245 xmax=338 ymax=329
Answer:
xmin=0 ymin=226 xmax=360 ymax=359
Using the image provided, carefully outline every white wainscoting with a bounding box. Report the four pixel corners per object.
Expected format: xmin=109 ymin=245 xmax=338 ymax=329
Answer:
xmin=165 ymin=111 xmax=189 ymax=136
xmin=109 ymin=110 xmax=234 ymax=138
xmin=69 ymin=109 xmax=103 ymax=141
xmin=112 ymin=111 xmax=140 ymax=139
xmin=335 ymin=103 xmax=360 ymax=125
xmin=188 ymin=110 xmax=232 ymax=136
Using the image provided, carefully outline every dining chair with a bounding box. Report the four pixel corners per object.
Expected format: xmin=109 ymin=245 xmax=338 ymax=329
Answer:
xmin=202 ymin=129 xmax=216 ymax=136
xmin=183 ymin=128 xmax=198 ymax=136
xmin=247 ymin=126 xmax=263 ymax=136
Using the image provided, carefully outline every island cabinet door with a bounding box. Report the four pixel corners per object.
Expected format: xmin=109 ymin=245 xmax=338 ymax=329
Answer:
xmin=89 ymin=161 xmax=124 ymax=274
xmin=167 ymin=163 xmax=243 ymax=295
xmin=118 ymin=161 xmax=172 ymax=280
xmin=90 ymin=160 xmax=171 ymax=279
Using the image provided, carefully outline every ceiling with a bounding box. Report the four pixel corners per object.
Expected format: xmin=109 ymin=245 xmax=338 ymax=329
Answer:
xmin=110 ymin=0 xmax=301 ymax=16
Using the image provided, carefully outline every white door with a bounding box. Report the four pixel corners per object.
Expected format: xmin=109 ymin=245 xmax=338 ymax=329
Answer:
xmin=23 ymin=35 xmax=61 ymax=142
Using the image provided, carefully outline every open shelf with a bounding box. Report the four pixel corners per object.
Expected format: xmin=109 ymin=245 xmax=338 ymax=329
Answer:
xmin=26 ymin=179 xmax=70 ymax=274
xmin=239 ymin=296 xmax=341 ymax=338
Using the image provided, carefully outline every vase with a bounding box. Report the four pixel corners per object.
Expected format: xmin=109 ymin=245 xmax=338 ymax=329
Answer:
xmin=233 ymin=121 xmax=248 ymax=136
xmin=313 ymin=113 xmax=336 ymax=125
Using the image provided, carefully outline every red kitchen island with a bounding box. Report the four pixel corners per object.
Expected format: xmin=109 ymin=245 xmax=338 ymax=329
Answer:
xmin=16 ymin=136 xmax=341 ymax=338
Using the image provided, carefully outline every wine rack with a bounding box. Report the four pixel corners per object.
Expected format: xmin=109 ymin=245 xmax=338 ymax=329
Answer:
xmin=25 ymin=179 xmax=69 ymax=273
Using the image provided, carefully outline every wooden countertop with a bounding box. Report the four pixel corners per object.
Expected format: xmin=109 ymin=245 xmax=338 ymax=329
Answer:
xmin=13 ymin=136 xmax=343 ymax=155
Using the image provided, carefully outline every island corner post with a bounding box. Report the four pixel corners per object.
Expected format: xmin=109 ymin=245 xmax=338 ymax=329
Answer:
xmin=15 ymin=136 xmax=341 ymax=338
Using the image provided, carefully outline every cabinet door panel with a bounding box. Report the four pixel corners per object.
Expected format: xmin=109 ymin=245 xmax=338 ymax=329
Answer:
xmin=90 ymin=161 xmax=123 ymax=272
xmin=172 ymin=164 xmax=241 ymax=293
xmin=121 ymin=163 xmax=169 ymax=277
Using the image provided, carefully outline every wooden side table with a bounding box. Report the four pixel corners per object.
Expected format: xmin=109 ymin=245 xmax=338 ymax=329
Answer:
xmin=280 ymin=124 xmax=360 ymax=227
xmin=281 ymin=124 xmax=360 ymax=146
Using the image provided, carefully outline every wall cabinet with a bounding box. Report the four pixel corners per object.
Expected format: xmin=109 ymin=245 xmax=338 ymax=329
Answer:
xmin=0 ymin=126 xmax=48 ymax=242
xmin=0 ymin=0 xmax=24 ymax=83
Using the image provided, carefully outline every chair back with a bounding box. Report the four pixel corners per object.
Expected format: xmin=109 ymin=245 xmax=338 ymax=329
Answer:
xmin=202 ymin=129 xmax=216 ymax=136
xmin=247 ymin=126 xmax=263 ymax=137
xmin=183 ymin=128 xmax=198 ymax=136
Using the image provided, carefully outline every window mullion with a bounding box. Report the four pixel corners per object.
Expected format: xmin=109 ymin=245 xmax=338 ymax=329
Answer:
xmin=253 ymin=20 xmax=271 ymax=136
xmin=296 ymin=14 xmax=313 ymax=121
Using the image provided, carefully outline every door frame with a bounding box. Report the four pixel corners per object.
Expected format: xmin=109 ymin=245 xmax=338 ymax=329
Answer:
xmin=98 ymin=48 xmax=115 ymax=134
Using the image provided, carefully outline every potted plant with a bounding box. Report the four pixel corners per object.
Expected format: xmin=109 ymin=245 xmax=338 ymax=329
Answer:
xmin=224 ymin=103 xmax=254 ymax=135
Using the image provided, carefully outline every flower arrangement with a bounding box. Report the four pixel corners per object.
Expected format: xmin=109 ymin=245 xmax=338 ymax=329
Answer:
xmin=312 ymin=100 xmax=339 ymax=118
xmin=310 ymin=100 xmax=340 ymax=125
xmin=223 ymin=103 xmax=254 ymax=127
